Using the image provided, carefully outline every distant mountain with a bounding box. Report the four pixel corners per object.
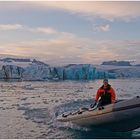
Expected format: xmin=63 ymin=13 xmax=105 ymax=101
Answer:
xmin=135 ymin=64 xmax=140 ymax=66
xmin=101 ymin=60 xmax=131 ymax=66
xmin=0 ymin=57 xmax=31 ymax=63
xmin=32 ymin=59 xmax=49 ymax=66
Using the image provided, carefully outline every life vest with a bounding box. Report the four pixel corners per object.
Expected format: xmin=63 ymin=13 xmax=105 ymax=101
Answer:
xmin=96 ymin=84 xmax=116 ymax=106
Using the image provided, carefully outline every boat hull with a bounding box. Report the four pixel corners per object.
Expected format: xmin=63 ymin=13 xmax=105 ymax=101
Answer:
xmin=57 ymin=97 xmax=140 ymax=132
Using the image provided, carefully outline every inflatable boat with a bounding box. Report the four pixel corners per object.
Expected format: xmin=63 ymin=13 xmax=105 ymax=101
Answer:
xmin=57 ymin=96 xmax=140 ymax=132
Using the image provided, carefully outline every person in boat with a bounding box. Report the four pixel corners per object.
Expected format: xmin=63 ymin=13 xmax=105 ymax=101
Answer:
xmin=91 ymin=79 xmax=116 ymax=108
xmin=63 ymin=79 xmax=116 ymax=116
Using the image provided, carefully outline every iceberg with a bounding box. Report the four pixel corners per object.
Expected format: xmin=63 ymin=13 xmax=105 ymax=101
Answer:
xmin=0 ymin=65 xmax=23 ymax=80
xmin=52 ymin=64 xmax=115 ymax=80
xmin=22 ymin=63 xmax=52 ymax=81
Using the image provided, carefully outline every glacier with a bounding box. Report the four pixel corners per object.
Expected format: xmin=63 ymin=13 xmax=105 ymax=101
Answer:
xmin=22 ymin=63 xmax=116 ymax=81
xmin=0 ymin=58 xmax=140 ymax=81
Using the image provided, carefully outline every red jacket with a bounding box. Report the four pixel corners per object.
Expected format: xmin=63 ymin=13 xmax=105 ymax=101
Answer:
xmin=95 ymin=85 xmax=116 ymax=103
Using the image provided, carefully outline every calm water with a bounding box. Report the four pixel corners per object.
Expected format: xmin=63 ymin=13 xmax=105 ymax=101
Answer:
xmin=0 ymin=79 xmax=140 ymax=139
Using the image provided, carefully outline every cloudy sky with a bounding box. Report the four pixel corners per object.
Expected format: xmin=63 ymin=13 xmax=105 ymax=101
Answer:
xmin=0 ymin=1 xmax=140 ymax=65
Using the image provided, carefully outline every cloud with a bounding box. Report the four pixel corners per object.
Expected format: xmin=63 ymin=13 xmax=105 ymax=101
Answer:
xmin=39 ymin=1 xmax=140 ymax=21
xmin=0 ymin=24 xmax=62 ymax=35
xmin=94 ymin=24 xmax=110 ymax=32
xmin=0 ymin=33 xmax=88 ymax=62
xmin=29 ymin=27 xmax=58 ymax=34
xmin=0 ymin=2 xmax=140 ymax=22
xmin=0 ymin=24 xmax=23 ymax=30
xmin=1 ymin=33 xmax=140 ymax=65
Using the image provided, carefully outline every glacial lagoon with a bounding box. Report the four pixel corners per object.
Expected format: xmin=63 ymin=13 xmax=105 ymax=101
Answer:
xmin=0 ymin=79 xmax=140 ymax=139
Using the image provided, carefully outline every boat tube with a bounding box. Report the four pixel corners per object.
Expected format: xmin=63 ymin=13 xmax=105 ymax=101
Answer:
xmin=57 ymin=96 xmax=140 ymax=132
